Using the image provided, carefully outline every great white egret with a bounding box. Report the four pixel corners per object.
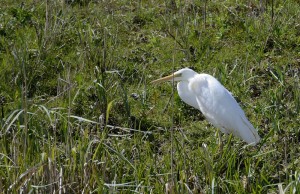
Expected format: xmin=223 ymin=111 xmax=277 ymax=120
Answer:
xmin=152 ymin=68 xmax=260 ymax=145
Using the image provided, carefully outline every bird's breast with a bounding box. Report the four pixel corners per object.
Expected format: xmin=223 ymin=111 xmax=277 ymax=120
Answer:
xmin=177 ymin=81 xmax=199 ymax=109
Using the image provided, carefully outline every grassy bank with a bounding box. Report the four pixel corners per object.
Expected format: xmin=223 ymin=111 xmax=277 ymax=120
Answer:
xmin=0 ymin=0 xmax=299 ymax=193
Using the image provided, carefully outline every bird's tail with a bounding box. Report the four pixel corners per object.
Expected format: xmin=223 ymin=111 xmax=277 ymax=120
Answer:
xmin=240 ymin=116 xmax=261 ymax=145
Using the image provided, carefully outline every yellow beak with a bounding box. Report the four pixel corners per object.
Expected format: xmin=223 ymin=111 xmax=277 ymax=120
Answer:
xmin=151 ymin=73 xmax=180 ymax=84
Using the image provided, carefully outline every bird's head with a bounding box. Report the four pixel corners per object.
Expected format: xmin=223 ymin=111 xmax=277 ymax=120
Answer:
xmin=151 ymin=68 xmax=196 ymax=84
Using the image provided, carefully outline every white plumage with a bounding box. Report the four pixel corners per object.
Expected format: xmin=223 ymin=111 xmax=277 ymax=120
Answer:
xmin=152 ymin=68 xmax=260 ymax=145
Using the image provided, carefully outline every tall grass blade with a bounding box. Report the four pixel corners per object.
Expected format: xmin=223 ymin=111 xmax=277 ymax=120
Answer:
xmin=2 ymin=109 xmax=24 ymax=135
xmin=103 ymin=142 xmax=136 ymax=171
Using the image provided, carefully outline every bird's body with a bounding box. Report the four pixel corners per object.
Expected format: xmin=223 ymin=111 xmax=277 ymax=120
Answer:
xmin=152 ymin=68 xmax=260 ymax=145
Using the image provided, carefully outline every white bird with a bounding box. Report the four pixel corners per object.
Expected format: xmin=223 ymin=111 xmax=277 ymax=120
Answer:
xmin=151 ymin=68 xmax=260 ymax=145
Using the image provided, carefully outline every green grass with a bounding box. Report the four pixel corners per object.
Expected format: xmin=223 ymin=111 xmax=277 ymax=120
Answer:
xmin=0 ymin=0 xmax=299 ymax=193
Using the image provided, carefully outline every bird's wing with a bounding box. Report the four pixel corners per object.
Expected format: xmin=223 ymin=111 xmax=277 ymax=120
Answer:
xmin=190 ymin=74 xmax=260 ymax=145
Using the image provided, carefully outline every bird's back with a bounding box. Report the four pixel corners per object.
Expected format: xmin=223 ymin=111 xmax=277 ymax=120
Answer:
xmin=189 ymin=74 xmax=260 ymax=145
